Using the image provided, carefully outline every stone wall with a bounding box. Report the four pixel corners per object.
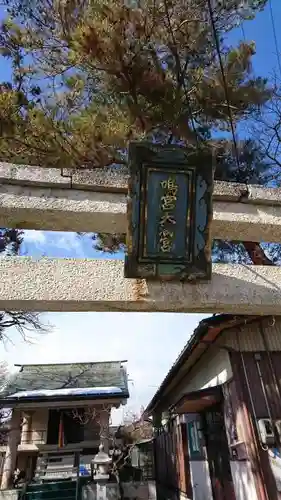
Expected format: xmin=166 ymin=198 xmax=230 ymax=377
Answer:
xmin=82 ymin=481 xmax=156 ymax=500
xmin=0 ymin=490 xmax=18 ymax=500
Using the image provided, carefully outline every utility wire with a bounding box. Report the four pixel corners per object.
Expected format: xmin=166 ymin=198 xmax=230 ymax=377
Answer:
xmin=206 ymin=0 xmax=241 ymax=171
xmin=269 ymin=0 xmax=281 ymax=78
xmin=240 ymin=20 xmax=246 ymax=42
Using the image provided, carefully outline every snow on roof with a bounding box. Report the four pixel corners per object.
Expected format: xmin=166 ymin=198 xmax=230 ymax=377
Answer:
xmin=7 ymin=386 xmax=123 ymax=399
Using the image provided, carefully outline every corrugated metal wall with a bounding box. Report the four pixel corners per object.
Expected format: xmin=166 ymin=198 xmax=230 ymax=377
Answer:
xmin=154 ymin=419 xmax=191 ymax=499
xmin=215 ymin=317 xmax=281 ymax=418
xmin=231 ymin=351 xmax=281 ymax=418
xmin=217 ymin=317 xmax=281 ymax=498
xmin=154 ymin=421 xmax=180 ymax=495
xmin=218 ymin=317 xmax=281 ymax=352
xmin=230 ymin=353 xmax=278 ymax=500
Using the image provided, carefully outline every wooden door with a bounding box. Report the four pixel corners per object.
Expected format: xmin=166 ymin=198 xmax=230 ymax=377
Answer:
xmin=203 ymin=404 xmax=236 ymax=500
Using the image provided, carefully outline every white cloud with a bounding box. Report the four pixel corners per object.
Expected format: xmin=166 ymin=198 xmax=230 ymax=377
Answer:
xmin=23 ymin=230 xmax=47 ymax=245
xmin=56 ymin=234 xmax=81 ymax=250
xmin=20 ymin=231 xmax=90 ymax=258
xmin=0 ymin=312 xmax=208 ymax=424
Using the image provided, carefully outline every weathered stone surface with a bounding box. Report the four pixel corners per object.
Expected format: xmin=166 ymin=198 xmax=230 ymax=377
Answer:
xmin=72 ymin=167 xmax=128 ymax=192
xmin=0 ymin=184 xmax=127 ymax=233
xmin=1 ymin=184 xmax=281 ymax=242
xmin=212 ymin=201 xmax=281 ymax=242
xmin=246 ymin=185 xmax=281 ymax=205
xmin=2 ymin=162 xmax=281 ymax=205
xmin=0 ymin=162 xmax=72 ymax=188
xmin=83 ymin=481 xmax=156 ymax=500
xmin=213 ymin=181 xmax=247 ymax=201
xmin=0 ymin=258 xmax=280 ymax=314
xmin=0 ymin=163 xmax=128 ymax=192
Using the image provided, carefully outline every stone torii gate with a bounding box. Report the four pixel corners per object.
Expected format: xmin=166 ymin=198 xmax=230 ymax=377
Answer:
xmin=0 ymin=160 xmax=280 ymax=315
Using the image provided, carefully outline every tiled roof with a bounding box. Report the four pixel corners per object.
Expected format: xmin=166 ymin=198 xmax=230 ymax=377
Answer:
xmin=3 ymin=361 xmax=128 ymax=398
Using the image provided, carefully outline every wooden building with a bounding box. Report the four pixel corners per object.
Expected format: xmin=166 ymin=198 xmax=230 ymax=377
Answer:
xmin=146 ymin=315 xmax=281 ymax=500
xmin=0 ymin=361 xmax=129 ymax=489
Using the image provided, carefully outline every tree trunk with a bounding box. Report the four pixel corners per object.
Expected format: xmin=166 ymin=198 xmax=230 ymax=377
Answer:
xmin=116 ymin=473 xmax=124 ymax=500
xmin=242 ymin=241 xmax=274 ymax=265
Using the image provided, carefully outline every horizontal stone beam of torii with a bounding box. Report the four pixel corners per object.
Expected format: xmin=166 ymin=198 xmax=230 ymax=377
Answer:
xmin=0 ymin=163 xmax=281 ymax=242
xmin=1 ymin=162 xmax=281 ymax=315
xmin=0 ymin=257 xmax=280 ymax=314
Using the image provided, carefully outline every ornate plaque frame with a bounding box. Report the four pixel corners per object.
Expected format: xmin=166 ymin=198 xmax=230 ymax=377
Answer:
xmin=124 ymin=142 xmax=213 ymax=282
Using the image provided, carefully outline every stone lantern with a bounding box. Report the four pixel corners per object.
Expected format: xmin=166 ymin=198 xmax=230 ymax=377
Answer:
xmin=91 ymin=445 xmax=112 ymax=500
xmin=92 ymin=444 xmax=112 ymax=481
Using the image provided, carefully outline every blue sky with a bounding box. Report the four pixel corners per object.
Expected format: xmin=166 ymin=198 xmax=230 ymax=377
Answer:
xmin=19 ymin=231 xmax=125 ymax=260
xmin=0 ymin=310 xmax=207 ymax=424
xmin=227 ymin=0 xmax=281 ymax=78
xmin=0 ymin=1 xmax=281 ymax=423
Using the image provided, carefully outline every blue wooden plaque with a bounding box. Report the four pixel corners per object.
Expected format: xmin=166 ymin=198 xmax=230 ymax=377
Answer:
xmin=124 ymin=142 xmax=213 ymax=281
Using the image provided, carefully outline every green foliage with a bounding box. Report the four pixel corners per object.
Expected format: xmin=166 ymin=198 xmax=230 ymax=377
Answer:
xmin=215 ymin=138 xmax=271 ymax=184
xmin=93 ymin=233 xmax=127 ymax=254
xmin=0 ymin=229 xmax=23 ymax=255
xmin=0 ymin=0 xmax=272 ymax=168
xmin=0 ymin=0 xmax=278 ymax=259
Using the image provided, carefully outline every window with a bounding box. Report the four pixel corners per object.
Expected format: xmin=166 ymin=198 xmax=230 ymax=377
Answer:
xmin=47 ymin=410 xmax=84 ymax=445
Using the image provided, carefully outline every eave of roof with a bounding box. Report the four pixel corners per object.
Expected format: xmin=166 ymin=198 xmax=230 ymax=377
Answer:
xmin=0 ymin=389 xmax=129 ymax=407
xmin=172 ymin=385 xmax=223 ymax=414
xmin=14 ymin=360 xmax=128 ymax=368
xmin=145 ymin=314 xmax=264 ymax=415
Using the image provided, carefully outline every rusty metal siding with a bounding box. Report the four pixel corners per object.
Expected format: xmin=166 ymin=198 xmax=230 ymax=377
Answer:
xmin=219 ymin=320 xmax=281 ymax=500
xmin=262 ymin=318 xmax=281 ymax=351
xmin=240 ymin=352 xmax=269 ymax=418
xmin=218 ymin=324 xmax=264 ymax=351
xmin=260 ymin=353 xmax=281 ymax=418
xmin=223 ymin=380 xmax=240 ymax=445
xmin=218 ymin=319 xmax=281 ymax=417
xmin=218 ymin=317 xmax=281 ymax=352
xmin=229 ymin=351 xmax=281 ymax=419
xmin=154 ymin=419 xmax=189 ymax=496
xmin=230 ymin=352 xmax=276 ymax=500
xmin=269 ymin=352 xmax=281 ymax=415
